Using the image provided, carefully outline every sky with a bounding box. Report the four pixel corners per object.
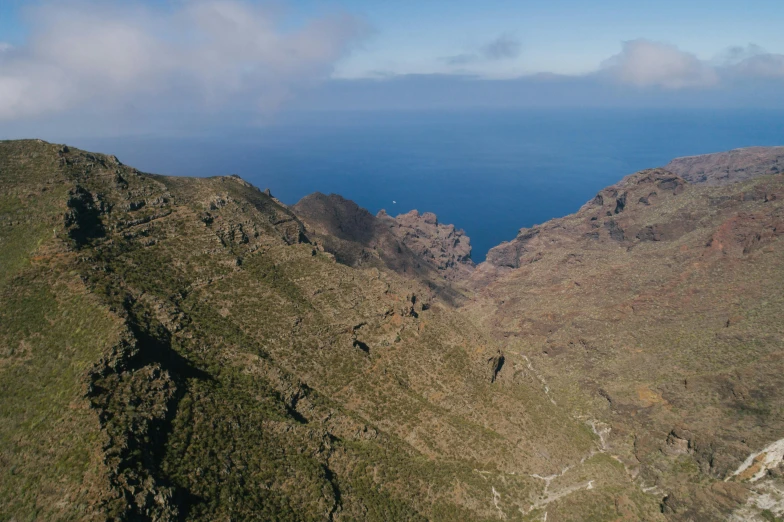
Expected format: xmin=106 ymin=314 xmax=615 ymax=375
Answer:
xmin=0 ymin=0 xmax=783 ymax=136
xmin=327 ymin=0 xmax=784 ymax=78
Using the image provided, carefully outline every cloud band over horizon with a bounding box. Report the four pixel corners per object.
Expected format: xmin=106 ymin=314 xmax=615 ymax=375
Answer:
xmin=0 ymin=1 xmax=783 ymax=129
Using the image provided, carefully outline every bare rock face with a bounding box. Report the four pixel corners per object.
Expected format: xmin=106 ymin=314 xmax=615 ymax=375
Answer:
xmin=664 ymin=146 xmax=784 ymax=185
xmin=292 ymin=193 xmax=474 ymax=285
xmin=378 ymin=209 xmax=474 ymax=281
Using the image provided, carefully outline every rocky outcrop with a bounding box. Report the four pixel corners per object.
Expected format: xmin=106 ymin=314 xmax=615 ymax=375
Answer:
xmin=664 ymin=146 xmax=784 ymax=186
xmin=487 ymin=351 xmax=505 ymax=383
xmin=485 ymin=229 xmax=539 ymax=269
xmin=378 ymin=209 xmax=474 ymax=281
xmin=64 ymin=186 xmax=106 ymax=246
xmin=292 ymin=193 xmax=474 ymax=283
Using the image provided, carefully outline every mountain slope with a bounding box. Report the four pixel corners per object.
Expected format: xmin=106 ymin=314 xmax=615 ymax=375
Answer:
xmin=2 ymin=140 xmax=783 ymax=521
xmin=468 ymin=159 xmax=784 ymax=520
xmin=1 ymin=140 xmax=605 ymax=521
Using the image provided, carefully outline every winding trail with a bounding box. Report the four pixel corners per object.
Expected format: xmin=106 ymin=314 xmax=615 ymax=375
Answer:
xmin=512 ymin=350 xmax=784 ymax=519
xmin=512 ymin=354 xmax=661 ymax=516
xmin=520 ymin=354 xmax=557 ymax=405
xmin=479 ymin=352 xmax=671 ymax=518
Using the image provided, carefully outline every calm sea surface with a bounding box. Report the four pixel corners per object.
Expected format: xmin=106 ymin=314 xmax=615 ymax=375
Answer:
xmin=76 ymin=109 xmax=784 ymax=260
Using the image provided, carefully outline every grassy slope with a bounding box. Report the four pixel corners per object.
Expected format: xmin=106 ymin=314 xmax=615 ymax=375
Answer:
xmin=0 ymin=140 xmax=121 ymax=520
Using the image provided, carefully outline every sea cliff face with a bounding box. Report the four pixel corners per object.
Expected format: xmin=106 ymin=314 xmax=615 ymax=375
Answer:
xmin=2 ymin=140 xmax=783 ymax=521
xmin=292 ymin=192 xmax=474 ymax=298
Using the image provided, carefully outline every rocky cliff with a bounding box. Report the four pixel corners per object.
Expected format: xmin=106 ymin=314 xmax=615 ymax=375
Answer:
xmin=293 ymin=192 xmax=473 ymax=288
xmin=377 ymin=208 xmax=474 ymax=281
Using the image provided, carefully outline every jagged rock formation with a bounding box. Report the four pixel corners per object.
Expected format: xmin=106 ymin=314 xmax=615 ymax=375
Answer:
xmin=377 ymin=209 xmax=474 ymax=281
xmin=664 ymin=146 xmax=784 ymax=185
xmin=292 ymin=192 xmax=473 ymax=296
xmin=2 ymin=139 xmax=784 ymax=521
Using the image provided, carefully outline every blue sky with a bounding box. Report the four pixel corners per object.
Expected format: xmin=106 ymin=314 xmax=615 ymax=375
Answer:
xmin=0 ymin=0 xmax=783 ymax=134
xmin=4 ymin=0 xmax=783 ymax=77
xmin=329 ymin=0 xmax=784 ymax=77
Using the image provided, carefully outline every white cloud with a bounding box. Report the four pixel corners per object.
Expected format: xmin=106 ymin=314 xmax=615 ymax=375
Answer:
xmin=442 ymin=33 xmax=521 ymax=66
xmin=601 ymin=39 xmax=718 ymax=89
xmin=730 ymin=53 xmax=784 ymax=78
xmin=0 ymin=1 xmax=368 ymax=120
xmin=716 ymin=45 xmax=784 ymax=79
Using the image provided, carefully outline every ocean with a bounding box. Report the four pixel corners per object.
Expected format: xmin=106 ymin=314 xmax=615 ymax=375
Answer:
xmin=76 ymin=108 xmax=784 ymax=260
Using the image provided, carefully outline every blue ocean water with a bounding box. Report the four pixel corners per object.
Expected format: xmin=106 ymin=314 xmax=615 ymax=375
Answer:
xmin=77 ymin=109 xmax=784 ymax=260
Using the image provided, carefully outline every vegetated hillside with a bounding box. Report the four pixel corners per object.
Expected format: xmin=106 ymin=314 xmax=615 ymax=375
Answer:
xmin=1 ymin=140 xmax=782 ymax=521
xmin=0 ymin=140 xmax=604 ymax=522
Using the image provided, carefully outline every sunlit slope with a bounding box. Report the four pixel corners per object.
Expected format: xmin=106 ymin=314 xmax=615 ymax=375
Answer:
xmin=468 ymin=167 xmax=784 ymax=520
xmin=6 ymin=139 xmax=781 ymax=521
xmin=2 ymin=140 xmax=611 ymax=521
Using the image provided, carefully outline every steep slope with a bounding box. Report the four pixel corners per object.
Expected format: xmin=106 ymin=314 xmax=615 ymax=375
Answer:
xmin=1 ymin=140 xmax=608 ymax=521
xmin=468 ymin=164 xmax=784 ymax=520
xmin=377 ymin=208 xmax=474 ymax=281
xmin=291 ymin=192 xmax=415 ymax=271
xmin=0 ymin=140 xmax=124 ymax=520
